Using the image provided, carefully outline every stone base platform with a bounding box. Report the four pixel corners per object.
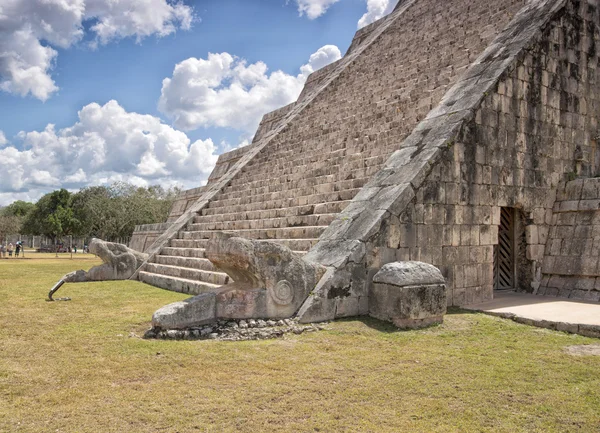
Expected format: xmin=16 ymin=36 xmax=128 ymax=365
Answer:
xmin=144 ymin=318 xmax=328 ymax=341
xmin=464 ymin=291 xmax=600 ymax=339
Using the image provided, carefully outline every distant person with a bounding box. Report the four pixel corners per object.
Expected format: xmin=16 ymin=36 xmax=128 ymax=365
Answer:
xmin=7 ymin=243 xmax=13 ymax=258
xmin=15 ymin=242 xmax=21 ymax=257
xmin=73 ymin=245 xmax=77 ymax=254
xmin=0 ymin=244 xmax=5 ymax=258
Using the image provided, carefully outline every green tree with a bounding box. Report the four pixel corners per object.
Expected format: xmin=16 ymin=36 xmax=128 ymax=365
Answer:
xmin=0 ymin=200 xmax=35 ymax=238
xmin=16 ymin=183 xmax=178 ymax=243
xmin=71 ymin=186 xmax=113 ymax=239
xmin=1 ymin=200 xmax=35 ymax=217
xmin=0 ymin=215 xmax=21 ymax=244
xmin=21 ymin=189 xmax=79 ymax=241
xmin=70 ymin=182 xmax=179 ymax=241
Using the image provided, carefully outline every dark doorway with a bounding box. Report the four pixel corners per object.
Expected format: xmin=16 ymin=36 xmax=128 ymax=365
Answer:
xmin=494 ymin=207 xmax=516 ymax=291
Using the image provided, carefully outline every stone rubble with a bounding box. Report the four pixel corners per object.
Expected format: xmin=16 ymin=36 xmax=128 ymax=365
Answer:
xmin=144 ymin=318 xmax=329 ymax=341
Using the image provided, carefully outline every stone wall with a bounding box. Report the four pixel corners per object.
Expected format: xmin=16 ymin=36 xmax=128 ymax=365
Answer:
xmin=540 ymin=178 xmax=600 ymax=301
xmin=129 ymin=222 xmax=173 ymax=253
xmin=299 ymin=0 xmax=600 ymax=321
xmin=381 ymin=0 xmax=599 ymax=305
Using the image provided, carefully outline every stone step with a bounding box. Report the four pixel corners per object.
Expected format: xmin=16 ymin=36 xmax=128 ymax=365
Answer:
xmin=217 ymin=177 xmax=369 ymax=202
xmin=206 ymin=189 xmax=361 ymax=211
xmin=160 ymin=247 xmax=207 ymax=259
xmin=153 ymin=255 xmax=216 ymax=272
xmin=138 ymin=271 xmax=222 ymax=296
xmin=170 ymin=238 xmax=318 ymax=252
xmin=199 ymin=200 xmax=350 ymax=219
xmin=250 ymin=141 xmax=348 ymax=166
xmin=231 ymin=153 xmax=386 ymax=186
xmin=144 ymin=263 xmax=230 ymax=286
xmin=226 ymin=172 xmax=341 ymax=195
xmin=245 ymin=133 xmax=400 ymax=171
xmin=235 ymin=160 xmax=382 ymax=189
xmin=188 ymin=213 xmax=338 ymax=231
xmin=180 ymin=226 xmax=327 ymax=241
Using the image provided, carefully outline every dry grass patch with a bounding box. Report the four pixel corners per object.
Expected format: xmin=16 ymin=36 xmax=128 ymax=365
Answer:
xmin=1 ymin=257 xmax=599 ymax=432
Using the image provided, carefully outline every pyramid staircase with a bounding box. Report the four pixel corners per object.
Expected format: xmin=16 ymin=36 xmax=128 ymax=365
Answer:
xmin=137 ymin=0 xmax=529 ymax=295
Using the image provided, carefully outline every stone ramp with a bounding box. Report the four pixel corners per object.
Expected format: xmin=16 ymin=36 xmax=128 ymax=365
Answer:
xmin=136 ymin=0 xmax=529 ymax=295
xmin=464 ymin=291 xmax=600 ymax=338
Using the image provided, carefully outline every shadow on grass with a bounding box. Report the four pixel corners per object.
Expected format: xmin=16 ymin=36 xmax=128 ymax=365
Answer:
xmin=446 ymin=306 xmax=480 ymax=315
xmin=331 ymin=307 xmax=481 ymax=333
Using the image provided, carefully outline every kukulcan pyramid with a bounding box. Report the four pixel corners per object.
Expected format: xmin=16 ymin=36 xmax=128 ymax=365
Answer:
xmin=129 ymin=0 xmax=600 ymax=327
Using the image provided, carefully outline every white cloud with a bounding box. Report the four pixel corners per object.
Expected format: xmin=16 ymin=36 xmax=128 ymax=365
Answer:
xmin=0 ymin=131 xmax=7 ymax=147
xmin=86 ymin=0 xmax=193 ymax=45
xmin=295 ymin=0 xmax=340 ymax=19
xmin=0 ymin=0 xmax=193 ymax=101
xmin=158 ymin=44 xmax=342 ymax=133
xmin=0 ymin=100 xmax=218 ymax=205
xmin=357 ymin=0 xmax=399 ymax=28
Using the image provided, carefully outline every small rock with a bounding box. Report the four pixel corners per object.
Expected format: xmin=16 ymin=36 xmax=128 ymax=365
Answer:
xmin=276 ymin=320 xmax=285 ymax=327
xmin=227 ymin=321 xmax=238 ymax=328
xmin=209 ymin=333 xmax=219 ymax=339
xmin=248 ymin=319 xmax=257 ymax=328
xmin=143 ymin=329 xmax=157 ymax=339
xmin=257 ymin=319 xmax=267 ymax=328
xmin=166 ymin=330 xmax=179 ymax=339
xmin=266 ymin=320 xmax=276 ymax=327
xmin=239 ymin=320 xmax=248 ymax=328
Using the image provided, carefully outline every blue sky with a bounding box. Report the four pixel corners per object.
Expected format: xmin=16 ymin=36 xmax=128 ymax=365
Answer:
xmin=0 ymin=0 xmax=398 ymax=205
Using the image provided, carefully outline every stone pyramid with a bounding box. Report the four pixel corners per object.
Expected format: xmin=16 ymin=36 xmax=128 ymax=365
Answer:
xmin=130 ymin=0 xmax=600 ymax=324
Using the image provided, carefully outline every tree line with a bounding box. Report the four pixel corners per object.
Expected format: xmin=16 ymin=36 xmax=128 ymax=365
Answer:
xmin=0 ymin=182 xmax=179 ymax=243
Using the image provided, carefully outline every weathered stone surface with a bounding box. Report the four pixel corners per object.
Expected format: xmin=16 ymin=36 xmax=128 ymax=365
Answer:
xmin=63 ymin=238 xmax=148 ymax=282
xmin=372 ymin=261 xmax=445 ymax=287
xmin=149 ymin=235 xmax=327 ymax=329
xmin=152 ymin=292 xmax=217 ymax=329
xmin=137 ymin=0 xmax=600 ymax=341
xmin=369 ymin=262 xmax=447 ymax=329
xmin=146 ymin=317 xmax=328 ymax=341
xmin=206 ymin=235 xmax=327 ymax=319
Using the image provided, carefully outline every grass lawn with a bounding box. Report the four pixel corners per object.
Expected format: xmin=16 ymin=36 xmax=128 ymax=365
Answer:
xmin=1 ymin=256 xmax=599 ymax=432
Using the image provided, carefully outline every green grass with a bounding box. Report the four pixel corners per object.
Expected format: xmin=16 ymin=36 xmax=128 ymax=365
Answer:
xmin=1 ymin=257 xmax=599 ymax=432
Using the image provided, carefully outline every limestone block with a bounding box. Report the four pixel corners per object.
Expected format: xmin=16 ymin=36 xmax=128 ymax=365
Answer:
xmin=369 ymin=261 xmax=447 ymax=329
xmin=206 ymin=235 xmax=327 ymax=319
xmin=152 ymin=293 xmax=217 ymax=329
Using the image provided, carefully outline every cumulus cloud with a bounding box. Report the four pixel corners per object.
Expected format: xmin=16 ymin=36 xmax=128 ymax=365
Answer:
xmin=295 ymin=0 xmax=340 ymax=19
xmin=0 ymin=131 xmax=7 ymax=147
xmin=158 ymin=44 xmax=342 ymax=133
xmin=0 ymin=100 xmax=218 ymax=205
xmin=0 ymin=0 xmax=193 ymax=101
xmin=357 ymin=0 xmax=399 ymax=28
xmin=86 ymin=0 xmax=193 ymax=45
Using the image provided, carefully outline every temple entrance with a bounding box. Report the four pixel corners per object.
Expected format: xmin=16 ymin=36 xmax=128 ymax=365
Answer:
xmin=494 ymin=207 xmax=517 ymax=291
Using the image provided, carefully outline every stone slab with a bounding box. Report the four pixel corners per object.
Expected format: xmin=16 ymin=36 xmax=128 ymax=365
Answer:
xmin=464 ymin=291 xmax=600 ymax=338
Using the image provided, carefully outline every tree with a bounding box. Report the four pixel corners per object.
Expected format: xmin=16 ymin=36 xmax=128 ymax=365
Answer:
xmin=1 ymin=200 xmax=35 ymax=217
xmin=71 ymin=186 xmax=113 ymax=239
xmin=21 ymin=189 xmax=78 ymax=241
xmin=0 ymin=200 xmax=34 ymax=238
xmin=70 ymin=182 xmax=179 ymax=241
xmin=13 ymin=182 xmax=178 ymax=243
xmin=0 ymin=215 xmax=21 ymax=244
